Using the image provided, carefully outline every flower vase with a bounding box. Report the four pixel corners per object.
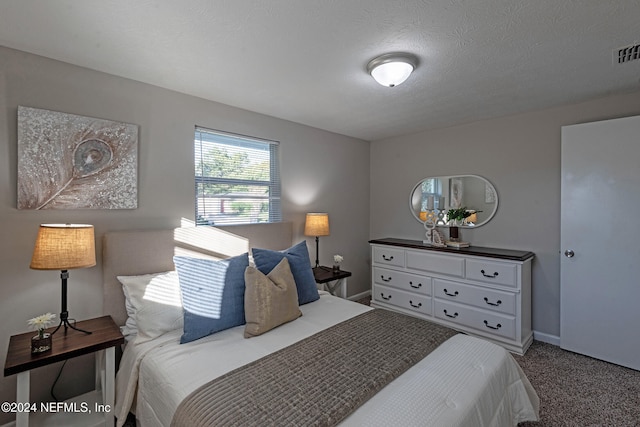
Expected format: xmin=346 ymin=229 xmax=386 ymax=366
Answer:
xmin=31 ymin=332 xmax=52 ymax=354
xmin=449 ymin=226 xmax=460 ymax=242
xmin=332 ymin=264 xmax=341 ymax=274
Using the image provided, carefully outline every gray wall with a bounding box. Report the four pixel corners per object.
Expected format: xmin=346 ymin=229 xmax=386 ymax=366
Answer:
xmin=370 ymin=90 xmax=640 ymax=341
xmin=0 ymin=46 xmax=370 ymax=421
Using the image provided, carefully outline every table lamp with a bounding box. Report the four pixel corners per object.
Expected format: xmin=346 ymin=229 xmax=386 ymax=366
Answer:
xmin=30 ymin=224 xmax=96 ymax=335
xmin=465 ymin=211 xmax=478 ymax=225
xmin=304 ymin=213 xmax=330 ymax=268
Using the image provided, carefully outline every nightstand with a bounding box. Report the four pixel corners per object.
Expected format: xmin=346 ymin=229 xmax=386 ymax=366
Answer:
xmin=4 ymin=315 xmax=124 ymax=427
xmin=312 ymin=266 xmax=351 ymax=298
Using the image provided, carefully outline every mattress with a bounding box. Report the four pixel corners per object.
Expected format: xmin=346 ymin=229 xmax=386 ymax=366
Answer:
xmin=115 ymin=293 xmax=539 ymax=426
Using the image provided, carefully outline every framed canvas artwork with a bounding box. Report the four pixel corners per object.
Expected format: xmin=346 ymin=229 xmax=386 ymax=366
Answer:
xmin=17 ymin=106 xmax=138 ymax=209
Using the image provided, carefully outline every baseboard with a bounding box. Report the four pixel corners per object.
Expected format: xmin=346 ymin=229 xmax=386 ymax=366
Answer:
xmin=348 ymin=289 xmax=371 ymax=301
xmin=533 ymin=330 xmax=560 ymax=346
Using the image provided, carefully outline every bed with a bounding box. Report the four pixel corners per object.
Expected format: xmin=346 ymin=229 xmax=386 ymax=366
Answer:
xmin=103 ymin=223 xmax=539 ymax=427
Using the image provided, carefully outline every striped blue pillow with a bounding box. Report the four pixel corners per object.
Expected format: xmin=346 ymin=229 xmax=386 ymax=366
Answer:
xmin=174 ymin=253 xmax=249 ymax=344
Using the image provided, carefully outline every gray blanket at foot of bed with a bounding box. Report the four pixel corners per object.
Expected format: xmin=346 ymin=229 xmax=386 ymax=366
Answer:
xmin=171 ymin=309 xmax=457 ymax=427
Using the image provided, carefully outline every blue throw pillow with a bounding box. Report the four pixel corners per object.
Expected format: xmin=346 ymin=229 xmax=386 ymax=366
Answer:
xmin=173 ymin=253 xmax=249 ymax=344
xmin=252 ymin=241 xmax=319 ymax=305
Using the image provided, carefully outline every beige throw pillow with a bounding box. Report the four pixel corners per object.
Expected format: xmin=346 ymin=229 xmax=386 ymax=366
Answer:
xmin=244 ymin=257 xmax=302 ymax=338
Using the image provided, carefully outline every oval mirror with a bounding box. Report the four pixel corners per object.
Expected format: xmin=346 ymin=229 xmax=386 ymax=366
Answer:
xmin=409 ymin=175 xmax=498 ymax=227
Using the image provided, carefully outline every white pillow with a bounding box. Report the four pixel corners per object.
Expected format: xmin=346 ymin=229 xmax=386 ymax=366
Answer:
xmin=119 ymin=293 xmax=139 ymax=341
xmin=117 ymin=271 xmax=183 ymax=344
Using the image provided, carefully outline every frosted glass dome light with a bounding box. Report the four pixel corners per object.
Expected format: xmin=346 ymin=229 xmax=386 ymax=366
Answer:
xmin=367 ymin=53 xmax=418 ymax=87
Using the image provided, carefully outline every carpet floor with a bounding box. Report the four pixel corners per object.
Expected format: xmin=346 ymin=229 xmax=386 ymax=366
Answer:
xmin=515 ymin=340 xmax=640 ymax=426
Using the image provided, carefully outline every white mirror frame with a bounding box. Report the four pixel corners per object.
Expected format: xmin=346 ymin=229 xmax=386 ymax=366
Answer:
xmin=409 ymin=174 xmax=498 ymax=228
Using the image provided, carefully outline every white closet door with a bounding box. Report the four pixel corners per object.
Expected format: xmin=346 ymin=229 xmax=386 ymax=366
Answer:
xmin=561 ymin=115 xmax=640 ymax=371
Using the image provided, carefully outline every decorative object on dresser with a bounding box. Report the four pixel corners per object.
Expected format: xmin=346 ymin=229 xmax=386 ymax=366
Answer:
xmin=423 ymin=220 xmax=446 ymax=247
xmin=409 ymin=175 xmax=498 ymax=247
xmin=445 ymin=207 xmax=481 ymax=247
xmin=303 ymin=212 xmax=330 ymax=268
xmin=30 ymin=224 xmax=96 ymax=335
xmin=419 ymin=194 xmax=446 ymax=247
xmin=369 ymin=238 xmax=534 ymax=354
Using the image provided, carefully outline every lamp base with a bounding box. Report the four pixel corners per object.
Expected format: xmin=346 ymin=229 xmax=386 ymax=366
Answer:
xmin=51 ymin=311 xmax=92 ymax=335
xmin=314 ymin=236 xmax=320 ymax=268
xmin=52 ymin=271 xmax=91 ymax=335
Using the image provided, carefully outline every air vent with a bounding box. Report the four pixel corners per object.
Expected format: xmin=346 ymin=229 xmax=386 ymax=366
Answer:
xmin=614 ymin=43 xmax=640 ymax=64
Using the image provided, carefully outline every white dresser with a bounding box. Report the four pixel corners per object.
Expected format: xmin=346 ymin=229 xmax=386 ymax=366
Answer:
xmin=370 ymin=238 xmax=534 ymax=354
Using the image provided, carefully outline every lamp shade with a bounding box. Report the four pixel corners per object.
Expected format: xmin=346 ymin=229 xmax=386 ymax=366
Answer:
xmin=30 ymin=224 xmax=96 ymax=270
xmin=466 ymin=212 xmax=478 ymax=224
xmin=304 ymin=213 xmax=330 ymax=237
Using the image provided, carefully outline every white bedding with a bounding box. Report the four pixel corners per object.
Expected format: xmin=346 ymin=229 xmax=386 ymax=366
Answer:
xmin=115 ymin=293 xmax=539 ymax=427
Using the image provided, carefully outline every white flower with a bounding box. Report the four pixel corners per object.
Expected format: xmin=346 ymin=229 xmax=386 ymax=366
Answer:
xmin=27 ymin=313 xmax=56 ymax=332
xmin=333 ymin=254 xmax=344 ymax=264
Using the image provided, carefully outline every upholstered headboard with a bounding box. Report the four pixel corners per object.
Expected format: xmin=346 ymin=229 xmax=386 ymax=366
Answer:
xmin=102 ymin=222 xmax=293 ymax=326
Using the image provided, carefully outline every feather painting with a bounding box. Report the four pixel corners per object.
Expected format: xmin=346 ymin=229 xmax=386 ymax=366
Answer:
xmin=17 ymin=106 xmax=138 ymax=209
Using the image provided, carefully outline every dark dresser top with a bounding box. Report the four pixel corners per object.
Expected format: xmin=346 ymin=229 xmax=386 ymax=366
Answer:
xmin=369 ymin=238 xmax=535 ymax=262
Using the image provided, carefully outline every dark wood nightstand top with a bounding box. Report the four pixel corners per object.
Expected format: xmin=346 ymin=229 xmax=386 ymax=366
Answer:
xmin=312 ymin=266 xmax=352 ymax=284
xmin=4 ymin=315 xmax=124 ymax=377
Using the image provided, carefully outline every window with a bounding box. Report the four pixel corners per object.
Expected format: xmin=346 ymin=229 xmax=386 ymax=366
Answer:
xmin=194 ymin=127 xmax=281 ymax=226
xmin=420 ymin=178 xmax=443 ymax=210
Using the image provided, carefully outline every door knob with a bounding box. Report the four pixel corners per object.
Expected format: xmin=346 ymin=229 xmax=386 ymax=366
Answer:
xmin=564 ymin=249 xmax=575 ymax=258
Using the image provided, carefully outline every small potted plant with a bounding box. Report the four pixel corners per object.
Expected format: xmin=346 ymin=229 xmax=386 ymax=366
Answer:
xmin=446 ymin=207 xmax=475 ymax=242
xmin=333 ymin=254 xmax=344 ymax=273
xmin=28 ymin=312 xmax=56 ymax=354
xmin=446 ymin=207 xmax=474 ymax=226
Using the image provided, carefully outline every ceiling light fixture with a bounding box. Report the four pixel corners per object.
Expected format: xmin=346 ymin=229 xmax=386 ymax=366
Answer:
xmin=367 ymin=52 xmax=418 ymax=87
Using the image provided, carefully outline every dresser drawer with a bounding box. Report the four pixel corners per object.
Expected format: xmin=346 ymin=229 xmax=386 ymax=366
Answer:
xmin=465 ymin=259 xmax=518 ymax=288
xmin=433 ymin=279 xmax=516 ymax=315
xmin=434 ymin=300 xmax=516 ymax=340
xmin=406 ymin=251 xmax=464 ymax=278
xmin=373 ymin=284 xmax=432 ymax=316
xmin=372 ymin=246 xmax=405 ymax=268
xmin=373 ymin=267 xmax=431 ymax=295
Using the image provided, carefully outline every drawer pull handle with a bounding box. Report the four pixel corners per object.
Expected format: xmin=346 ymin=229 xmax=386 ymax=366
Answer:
xmin=380 ymin=275 xmax=392 ymax=282
xmin=409 ymin=281 xmax=422 ymax=289
xmin=382 ymin=255 xmax=394 ymax=261
xmin=409 ymin=300 xmax=422 ymax=308
xmin=481 ymin=269 xmax=499 ymax=278
xmin=380 ymin=293 xmax=392 ymax=301
xmin=443 ymin=289 xmax=459 ymax=297
xmin=484 ymin=297 xmax=502 ymax=306
xmin=444 ymin=309 xmax=458 ymax=319
xmin=484 ymin=320 xmax=502 ymax=330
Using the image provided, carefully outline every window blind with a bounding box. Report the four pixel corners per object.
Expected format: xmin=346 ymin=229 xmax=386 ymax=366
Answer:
xmin=194 ymin=127 xmax=281 ymax=225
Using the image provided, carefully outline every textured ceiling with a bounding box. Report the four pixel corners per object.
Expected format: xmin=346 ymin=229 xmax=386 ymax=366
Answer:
xmin=0 ymin=0 xmax=638 ymax=141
